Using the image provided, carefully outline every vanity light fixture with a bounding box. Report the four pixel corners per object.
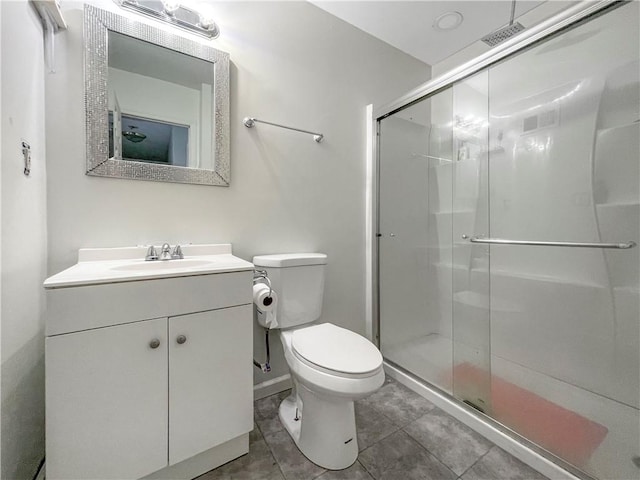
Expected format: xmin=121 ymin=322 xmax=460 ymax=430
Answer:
xmin=433 ymin=11 xmax=464 ymax=31
xmin=117 ymin=0 xmax=220 ymax=39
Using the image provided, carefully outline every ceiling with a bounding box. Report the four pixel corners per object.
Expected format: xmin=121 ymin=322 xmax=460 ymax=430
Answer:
xmin=310 ymin=1 xmax=545 ymax=66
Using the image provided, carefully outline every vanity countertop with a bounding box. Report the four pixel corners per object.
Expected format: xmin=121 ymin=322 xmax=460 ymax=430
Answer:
xmin=44 ymin=244 xmax=254 ymax=289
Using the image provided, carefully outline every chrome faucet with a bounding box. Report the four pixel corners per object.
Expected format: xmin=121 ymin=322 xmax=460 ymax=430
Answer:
xmin=145 ymin=243 xmax=184 ymax=261
xmin=172 ymin=244 xmax=184 ymax=259
xmin=145 ymin=245 xmax=158 ymax=261
xmin=159 ymin=243 xmax=172 ymax=261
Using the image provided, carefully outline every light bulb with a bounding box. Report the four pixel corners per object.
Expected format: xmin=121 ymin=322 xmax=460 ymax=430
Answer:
xmin=162 ymin=0 xmax=180 ymax=14
xmin=198 ymin=6 xmax=215 ymax=30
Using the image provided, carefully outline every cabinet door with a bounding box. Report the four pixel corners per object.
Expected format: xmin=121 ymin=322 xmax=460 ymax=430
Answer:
xmin=46 ymin=318 xmax=168 ymax=479
xmin=169 ymin=305 xmax=253 ymax=465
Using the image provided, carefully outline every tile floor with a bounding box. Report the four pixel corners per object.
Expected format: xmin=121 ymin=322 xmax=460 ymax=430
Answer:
xmin=198 ymin=377 xmax=550 ymax=480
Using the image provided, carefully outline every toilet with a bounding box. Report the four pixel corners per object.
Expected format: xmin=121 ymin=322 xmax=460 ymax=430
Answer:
xmin=252 ymin=253 xmax=385 ymax=470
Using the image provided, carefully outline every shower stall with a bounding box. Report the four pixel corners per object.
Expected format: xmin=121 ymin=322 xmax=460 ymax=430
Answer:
xmin=374 ymin=2 xmax=639 ymax=479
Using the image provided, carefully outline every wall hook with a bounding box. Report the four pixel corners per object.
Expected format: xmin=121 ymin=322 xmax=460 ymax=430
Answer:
xmin=22 ymin=142 xmax=31 ymax=176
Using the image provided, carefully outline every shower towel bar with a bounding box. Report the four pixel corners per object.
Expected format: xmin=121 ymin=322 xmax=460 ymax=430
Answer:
xmin=243 ymin=117 xmax=324 ymax=143
xmin=462 ymin=235 xmax=636 ymax=249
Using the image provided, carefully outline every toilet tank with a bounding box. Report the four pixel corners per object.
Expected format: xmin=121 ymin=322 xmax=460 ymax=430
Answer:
xmin=252 ymin=253 xmax=327 ymax=329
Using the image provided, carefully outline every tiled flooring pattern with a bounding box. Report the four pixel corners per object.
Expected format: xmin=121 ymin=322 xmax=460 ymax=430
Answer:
xmin=198 ymin=377 xmax=550 ymax=480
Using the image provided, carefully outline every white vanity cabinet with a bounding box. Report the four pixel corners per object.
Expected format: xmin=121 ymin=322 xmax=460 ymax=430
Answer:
xmin=46 ymin=318 xmax=170 ymax=479
xmin=168 ymin=306 xmax=252 ymax=466
xmin=44 ymin=245 xmax=255 ymax=480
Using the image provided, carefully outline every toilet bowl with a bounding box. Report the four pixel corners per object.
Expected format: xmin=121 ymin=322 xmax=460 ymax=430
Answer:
xmin=279 ymin=323 xmax=384 ymax=470
xmin=252 ymin=254 xmax=384 ymax=470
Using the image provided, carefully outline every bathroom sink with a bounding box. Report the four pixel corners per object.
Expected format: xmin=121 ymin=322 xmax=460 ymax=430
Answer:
xmin=43 ymin=244 xmax=254 ymax=288
xmin=110 ymin=259 xmax=214 ymax=272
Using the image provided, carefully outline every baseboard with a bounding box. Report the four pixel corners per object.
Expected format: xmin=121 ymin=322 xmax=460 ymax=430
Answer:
xmin=253 ymin=374 xmax=292 ymax=400
xmin=384 ymin=362 xmax=583 ymax=480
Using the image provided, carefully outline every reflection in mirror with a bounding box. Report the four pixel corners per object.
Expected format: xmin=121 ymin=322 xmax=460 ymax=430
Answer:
xmin=107 ymin=32 xmax=214 ymax=169
xmin=84 ymin=5 xmax=230 ymax=186
xmin=109 ymin=113 xmax=189 ymax=165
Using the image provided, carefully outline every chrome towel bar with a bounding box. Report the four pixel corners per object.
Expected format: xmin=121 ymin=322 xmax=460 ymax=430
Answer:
xmin=243 ymin=117 xmax=324 ymax=143
xmin=462 ymin=235 xmax=636 ymax=249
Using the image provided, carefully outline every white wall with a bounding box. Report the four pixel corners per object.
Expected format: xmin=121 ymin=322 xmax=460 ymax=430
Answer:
xmin=46 ymin=1 xmax=429 ymax=386
xmin=1 ymin=1 xmax=48 ymax=478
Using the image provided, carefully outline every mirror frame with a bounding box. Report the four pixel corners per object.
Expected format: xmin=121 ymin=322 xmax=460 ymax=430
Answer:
xmin=84 ymin=5 xmax=230 ymax=186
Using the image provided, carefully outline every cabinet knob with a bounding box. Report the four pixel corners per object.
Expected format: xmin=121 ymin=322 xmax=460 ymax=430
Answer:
xmin=149 ymin=338 xmax=160 ymax=349
xmin=176 ymin=335 xmax=187 ymax=345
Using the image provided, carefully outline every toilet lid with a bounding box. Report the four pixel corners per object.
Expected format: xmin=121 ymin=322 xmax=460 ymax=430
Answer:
xmin=292 ymin=323 xmax=383 ymax=375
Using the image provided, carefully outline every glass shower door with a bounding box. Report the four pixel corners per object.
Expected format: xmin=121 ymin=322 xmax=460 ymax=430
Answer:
xmin=378 ymin=74 xmax=495 ymax=411
xmin=378 ymin=88 xmax=455 ymax=394
xmin=483 ymin=3 xmax=639 ymax=478
xmin=451 ymin=71 xmax=492 ymax=414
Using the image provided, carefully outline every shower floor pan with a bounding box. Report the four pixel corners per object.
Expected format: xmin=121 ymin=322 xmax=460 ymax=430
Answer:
xmin=383 ymin=334 xmax=639 ymax=480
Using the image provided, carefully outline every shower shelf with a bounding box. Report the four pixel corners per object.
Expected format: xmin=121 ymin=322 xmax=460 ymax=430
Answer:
xmin=433 ymin=263 xmax=606 ymax=289
xmin=594 ymin=201 xmax=639 ymax=208
xmin=432 ymin=209 xmax=475 ymax=215
xmin=433 ymin=263 xmax=475 ymax=274
xmin=494 ymin=270 xmax=605 ymax=289
xmin=453 ymin=290 xmax=520 ymax=312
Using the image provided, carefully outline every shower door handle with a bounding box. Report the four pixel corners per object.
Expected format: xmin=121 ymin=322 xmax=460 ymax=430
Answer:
xmin=462 ymin=235 xmax=636 ymax=249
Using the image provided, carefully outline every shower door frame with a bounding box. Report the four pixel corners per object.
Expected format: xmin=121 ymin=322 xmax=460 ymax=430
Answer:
xmin=369 ymin=1 xmax=628 ymax=479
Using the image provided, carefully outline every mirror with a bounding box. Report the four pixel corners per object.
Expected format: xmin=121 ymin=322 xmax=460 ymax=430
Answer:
xmin=84 ymin=5 xmax=230 ymax=186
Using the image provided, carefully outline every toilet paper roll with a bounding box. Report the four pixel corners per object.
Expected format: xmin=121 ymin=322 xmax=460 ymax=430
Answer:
xmin=253 ymin=283 xmax=278 ymax=328
xmin=253 ymin=283 xmax=276 ymax=312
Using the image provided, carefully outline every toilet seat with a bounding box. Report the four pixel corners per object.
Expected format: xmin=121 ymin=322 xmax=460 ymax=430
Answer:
xmin=291 ymin=323 xmax=383 ymax=376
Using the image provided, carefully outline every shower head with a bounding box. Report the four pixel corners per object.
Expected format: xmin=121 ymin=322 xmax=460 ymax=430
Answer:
xmin=481 ymin=0 xmax=526 ymax=47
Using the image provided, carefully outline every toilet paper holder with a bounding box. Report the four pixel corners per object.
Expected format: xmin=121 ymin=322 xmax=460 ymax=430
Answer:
xmin=253 ymin=269 xmax=273 ymax=374
xmin=253 ymin=269 xmax=273 ymax=299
